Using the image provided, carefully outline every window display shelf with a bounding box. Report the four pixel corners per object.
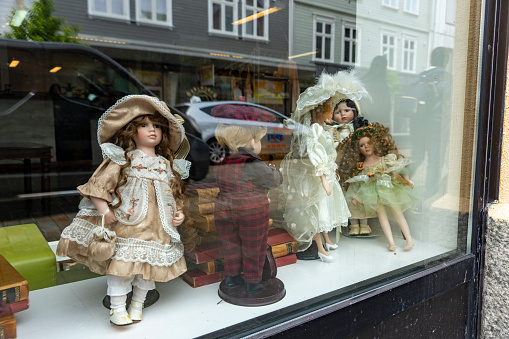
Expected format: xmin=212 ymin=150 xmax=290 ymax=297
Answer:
xmin=16 ymin=231 xmax=454 ymax=338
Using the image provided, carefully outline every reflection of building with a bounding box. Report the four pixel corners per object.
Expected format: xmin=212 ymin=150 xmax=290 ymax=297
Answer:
xmin=47 ymin=0 xmax=293 ymax=114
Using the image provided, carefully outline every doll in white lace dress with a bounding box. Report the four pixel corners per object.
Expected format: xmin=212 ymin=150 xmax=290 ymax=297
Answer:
xmin=57 ymin=95 xmax=191 ymax=326
xmin=280 ymin=72 xmax=367 ymax=262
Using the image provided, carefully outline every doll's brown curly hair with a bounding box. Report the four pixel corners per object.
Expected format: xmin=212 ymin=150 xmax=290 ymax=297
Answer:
xmin=337 ymin=122 xmax=399 ymax=183
xmin=111 ymin=112 xmax=185 ymax=210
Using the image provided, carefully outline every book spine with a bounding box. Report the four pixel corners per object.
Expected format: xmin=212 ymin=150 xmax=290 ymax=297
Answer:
xmin=190 ymin=202 xmax=215 ymax=215
xmin=191 ymin=214 xmax=216 ymax=233
xmin=267 ymin=228 xmax=294 ymax=246
xmin=271 ymin=241 xmax=298 ymax=258
xmin=7 ymin=299 xmax=29 ymax=313
xmin=191 ymin=259 xmax=225 ymax=275
xmin=0 ymin=314 xmax=16 ymax=339
xmin=185 ymin=245 xmax=224 ymax=264
xmin=0 ymin=287 xmax=21 ymax=304
xmin=181 ymin=269 xmax=225 ymax=288
xmin=275 ymin=254 xmax=297 ymax=267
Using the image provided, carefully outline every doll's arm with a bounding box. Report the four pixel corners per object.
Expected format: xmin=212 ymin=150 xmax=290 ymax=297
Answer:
xmin=172 ymin=209 xmax=185 ymax=226
xmin=402 ymin=174 xmax=414 ymax=188
xmin=320 ymin=175 xmax=332 ymax=196
xmin=90 ymin=196 xmax=117 ymax=224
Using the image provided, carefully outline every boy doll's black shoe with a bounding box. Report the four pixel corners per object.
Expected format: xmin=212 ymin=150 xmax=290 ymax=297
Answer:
xmin=245 ymin=282 xmax=264 ymax=294
xmin=225 ymin=275 xmax=244 ymax=288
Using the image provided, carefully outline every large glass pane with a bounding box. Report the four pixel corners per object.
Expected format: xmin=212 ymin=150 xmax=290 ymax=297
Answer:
xmin=111 ymin=0 xmax=124 ymax=15
xmin=94 ymin=0 xmax=107 ymax=13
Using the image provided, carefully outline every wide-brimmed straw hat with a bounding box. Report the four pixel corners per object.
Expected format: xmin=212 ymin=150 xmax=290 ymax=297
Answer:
xmin=97 ymin=95 xmax=189 ymax=158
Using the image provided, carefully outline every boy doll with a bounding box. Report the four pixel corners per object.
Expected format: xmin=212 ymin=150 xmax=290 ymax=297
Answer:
xmin=212 ymin=105 xmax=282 ymax=295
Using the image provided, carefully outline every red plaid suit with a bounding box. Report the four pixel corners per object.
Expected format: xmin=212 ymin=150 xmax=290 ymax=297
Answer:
xmin=214 ymin=149 xmax=281 ymax=283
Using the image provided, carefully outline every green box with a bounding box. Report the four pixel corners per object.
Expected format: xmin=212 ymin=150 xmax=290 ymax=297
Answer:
xmin=0 ymin=224 xmax=57 ymax=290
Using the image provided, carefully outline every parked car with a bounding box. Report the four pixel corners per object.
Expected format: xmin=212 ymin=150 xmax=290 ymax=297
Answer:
xmin=176 ymin=100 xmax=293 ymax=164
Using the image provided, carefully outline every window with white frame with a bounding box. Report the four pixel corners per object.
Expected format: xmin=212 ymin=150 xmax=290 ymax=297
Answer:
xmin=404 ymin=0 xmax=418 ymax=14
xmin=382 ymin=0 xmax=398 ymax=9
xmin=88 ymin=0 xmax=130 ymax=20
xmin=342 ymin=23 xmax=357 ymax=65
xmin=208 ymin=0 xmax=238 ymax=36
xmin=241 ymin=0 xmax=269 ymax=40
xmin=381 ymin=32 xmax=396 ymax=70
xmin=313 ymin=16 xmax=335 ymax=62
xmin=136 ymin=0 xmax=173 ymax=27
xmin=402 ymin=37 xmax=417 ymax=72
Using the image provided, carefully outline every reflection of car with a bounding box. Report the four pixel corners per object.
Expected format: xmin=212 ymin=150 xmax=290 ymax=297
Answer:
xmin=175 ymin=101 xmax=292 ymax=164
xmin=0 ymin=38 xmax=209 ymax=181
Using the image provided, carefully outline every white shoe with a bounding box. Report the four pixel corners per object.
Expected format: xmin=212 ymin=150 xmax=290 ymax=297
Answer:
xmin=324 ymin=243 xmax=338 ymax=251
xmin=318 ymin=252 xmax=334 ymax=263
xmin=110 ymin=307 xmax=133 ymax=326
xmin=128 ymin=301 xmax=143 ymax=322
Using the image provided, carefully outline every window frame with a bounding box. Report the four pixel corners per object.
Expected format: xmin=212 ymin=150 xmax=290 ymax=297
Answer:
xmin=382 ymin=0 xmax=398 ymax=10
xmin=208 ymin=0 xmax=239 ymax=37
xmin=87 ymin=0 xmax=130 ymax=21
xmin=381 ymin=31 xmax=397 ymax=70
xmin=403 ymin=0 xmax=419 ymax=15
xmin=241 ymin=0 xmax=270 ymax=41
xmin=135 ymin=0 xmax=173 ymax=28
xmin=401 ymin=36 xmax=417 ymax=73
xmin=341 ymin=21 xmax=358 ymax=66
xmin=312 ymin=15 xmax=335 ymax=63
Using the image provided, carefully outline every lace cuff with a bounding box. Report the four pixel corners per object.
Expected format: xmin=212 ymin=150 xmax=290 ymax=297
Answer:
xmin=173 ymin=159 xmax=191 ymax=179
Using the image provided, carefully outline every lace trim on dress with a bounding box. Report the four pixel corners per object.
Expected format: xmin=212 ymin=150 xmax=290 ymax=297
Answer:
xmin=173 ymin=159 xmax=191 ymax=180
xmin=60 ymin=218 xmax=103 ymax=247
xmin=100 ymin=143 xmax=127 ymax=165
xmin=154 ymin=180 xmax=181 ymax=242
xmin=113 ymin=237 xmax=183 ymax=267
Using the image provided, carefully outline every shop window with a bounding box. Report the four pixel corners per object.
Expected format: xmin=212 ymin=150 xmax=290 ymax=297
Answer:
xmin=135 ymin=0 xmax=173 ymax=27
xmin=342 ymin=23 xmax=357 ymax=65
xmin=382 ymin=32 xmax=397 ymax=70
xmin=88 ymin=0 xmax=130 ymax=20
xmin=208 ymin=0 xmax=238 ymax=36
xmin=313 ymin=16 xmax=335 ymax=63
xmin=404 ymin=0 xmax=418 ymax=14
xmin=241 ymin=0 xmax=269 ymax=40
xmin=382 ymin=0 xmax=398 ymax=9
xmin=402 ymin=37 xmax=417 ymax=72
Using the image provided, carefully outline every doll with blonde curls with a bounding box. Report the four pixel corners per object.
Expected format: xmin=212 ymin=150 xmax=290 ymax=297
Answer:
xmin=338 ymin=122 xmax=416 ymax=251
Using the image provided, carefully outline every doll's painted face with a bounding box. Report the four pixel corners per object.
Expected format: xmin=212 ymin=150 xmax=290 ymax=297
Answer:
xmin=133 ymin=117 xmax=163 ymax=149
xmin=334 ymin=101 xmax=355 ymax=124
xmin=358 ymin=136 xmax=374 ymax=157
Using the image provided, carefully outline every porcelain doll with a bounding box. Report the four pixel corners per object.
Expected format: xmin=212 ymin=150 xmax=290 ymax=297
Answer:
xmin=339 ymin=123 xmax=416 ymax=251
xmin=329 ymin=99 xmax=371 ymax=236
xmin=212 ymin=105 xmax=283 ymax=298
xmin=57 ymin=95 xmax=190 ymax=326
xmin=279 ymin=71 xmax=367 ymax=262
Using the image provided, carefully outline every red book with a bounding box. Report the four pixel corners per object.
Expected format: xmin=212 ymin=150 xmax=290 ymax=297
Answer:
xmin=275 ymin=254 xmax=297 ymax=267
xmin=181 ymin=269 xmax=225 ymax=288
xmin=7 ymin=299 xmax=29 ymax=313
xmin=185 ymin=242 xmax=224 ymax=264
xmin=267 ymin=228 xmax=294 ymax=246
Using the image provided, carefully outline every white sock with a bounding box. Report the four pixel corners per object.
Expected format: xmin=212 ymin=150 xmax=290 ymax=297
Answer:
xmin=131 ymin=286 xmax=148 ymax=304
xmin=110 ymin=294 xmax=128 ymax=314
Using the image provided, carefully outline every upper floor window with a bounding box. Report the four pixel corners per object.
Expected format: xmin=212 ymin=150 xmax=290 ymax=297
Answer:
xmin=382 ymin=0 xmax=398 ymax=9
xmin=241 ymin=0 xmax=269 ymax=40
xmin=342 ymin=23 xmax=357 ymax=65
xmin=88 ymin=0 xmax=130 ymax=20
xmin=404 ymin=0 xmax=418 ymax=14
xmin=135 ymin=0 xmax=173 ymax=27
xmin=402 ymin=37 xmax=416 ymax=72
xmin=313 ymin=16 xmax=335 ymax=63
xmin=381 ymin=32 xmax=396 ymax=70
xmin=208 ymin=0 xmax=238 ymax=36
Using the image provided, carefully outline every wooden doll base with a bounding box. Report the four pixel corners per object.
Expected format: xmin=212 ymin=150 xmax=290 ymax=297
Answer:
xmin=102 ymin=289 xmax=160 ymax=309
xmin=296 ymin=241 xmax=319 ymax=260
xmin=218 ymin=278 xmax=285 ymax=307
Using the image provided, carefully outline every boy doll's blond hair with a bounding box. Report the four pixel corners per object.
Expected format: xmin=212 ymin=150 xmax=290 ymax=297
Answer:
xmin=215 ymin=124 xmax=267 ymax=153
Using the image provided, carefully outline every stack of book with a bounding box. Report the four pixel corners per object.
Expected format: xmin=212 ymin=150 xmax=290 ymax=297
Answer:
xmin=181 ymin=228 xmax=298 ymax=288
xmin=0 ymin=254 xmax=30 ymax=338
xmin=187 ymin=183 xmax=220 ymax=234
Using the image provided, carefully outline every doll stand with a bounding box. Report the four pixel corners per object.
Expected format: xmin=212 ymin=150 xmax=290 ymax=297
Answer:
xmin=296 ymin=241 xmax=320 ymax=260
xmin=102 ymin=289 xmax=160 ymax=309
xmin=218 ymin=278 xmax=285 ymax=307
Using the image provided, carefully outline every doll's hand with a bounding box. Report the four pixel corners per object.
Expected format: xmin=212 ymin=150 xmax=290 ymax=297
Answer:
xmin=407 ymin=180 xmax=414 ymax=189
xmin=104 ymin=210 xmax=117 ymax=224
xmin=352 ymin=198 xmax=360 ymax=206
xmin=320 ymin=175 xmax=332 ymax=196
xmin=173 ymin=210 xmax=185 ymax=226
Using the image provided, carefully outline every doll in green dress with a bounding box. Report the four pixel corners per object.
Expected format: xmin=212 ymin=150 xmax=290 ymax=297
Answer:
xmin=339 ymin=123 xmax=416 ymax=251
